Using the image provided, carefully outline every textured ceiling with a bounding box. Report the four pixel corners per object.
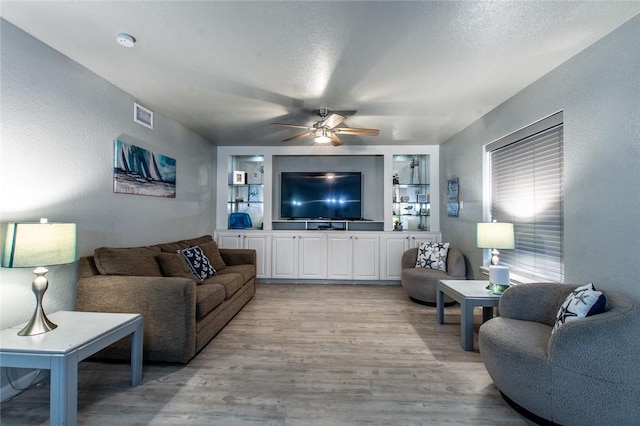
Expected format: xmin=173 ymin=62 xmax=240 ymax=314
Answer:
xmin=2 ymin=1 xmax=639 ymax=146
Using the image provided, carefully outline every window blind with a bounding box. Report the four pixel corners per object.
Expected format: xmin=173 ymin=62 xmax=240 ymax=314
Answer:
xmin=489 ymin=113 xmax=564 ymax=282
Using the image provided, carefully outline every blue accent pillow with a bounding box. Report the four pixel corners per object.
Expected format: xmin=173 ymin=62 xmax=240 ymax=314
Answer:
xmin=179 ymin=246 xmax=216 ymax=281
xmin=552 ymin=283 xmax=607 ymax=333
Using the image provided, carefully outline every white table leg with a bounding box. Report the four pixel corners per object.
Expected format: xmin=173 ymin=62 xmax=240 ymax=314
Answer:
xmin=50 ymin=352 xmax=78 ymax=426
xmin=461 ymin=300 xmax=475 ymax=351
xmin=130 ymin=318 xmax=143 ymax=386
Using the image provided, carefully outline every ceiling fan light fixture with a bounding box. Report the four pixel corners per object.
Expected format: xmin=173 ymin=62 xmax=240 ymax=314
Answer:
xmin=314 ymin=128 xmax=331 ymax=143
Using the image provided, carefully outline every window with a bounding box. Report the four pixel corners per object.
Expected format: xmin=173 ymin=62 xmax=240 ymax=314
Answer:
xmin=486 ymin=112 xmax=564 ymax=282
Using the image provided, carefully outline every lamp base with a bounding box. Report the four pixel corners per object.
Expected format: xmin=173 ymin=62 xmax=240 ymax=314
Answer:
xmin=488 ymin=283 xmax=510 ymax=295
xmin=488 ymin=265 xmax=510 ymax=295
xmin=18 ymin=267 xmax=58 ymax=336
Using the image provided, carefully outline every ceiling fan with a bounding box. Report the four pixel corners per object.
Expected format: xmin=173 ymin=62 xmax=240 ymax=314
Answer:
xmin=271 ymin=108 xmax=380 ymax=146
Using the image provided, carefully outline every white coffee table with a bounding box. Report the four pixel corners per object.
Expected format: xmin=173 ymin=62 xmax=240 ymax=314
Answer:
xmin=0 ymin=311 xmax=143 ymax=425
xmin=437 ymin=280 xmax=501 ymax=351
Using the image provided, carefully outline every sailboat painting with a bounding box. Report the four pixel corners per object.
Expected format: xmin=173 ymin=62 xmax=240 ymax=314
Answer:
xmin=113 ymin=139 xmax=176 ymax=198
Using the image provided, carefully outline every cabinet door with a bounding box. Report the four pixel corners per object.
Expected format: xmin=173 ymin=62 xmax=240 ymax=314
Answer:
xmin=298 ymin=234 xmax=326 ymax=279
xmin=380 ymin=234 xmax=410 ymax=280
xmin=243 ymin=234 xmax=271 ymax=278
xmin=217 ymin=233 xmax=243 ymax=249
xmin=271 ymin=234 xmax=298 ymax=279
xmin=327 ymin=235 xmax=354 ymax=280
xmin=353 ymin=234 xmax=380 ymax=280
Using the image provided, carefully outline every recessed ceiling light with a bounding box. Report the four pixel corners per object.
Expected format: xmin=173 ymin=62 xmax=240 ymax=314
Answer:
xmin=116 ymin=33 xmax=135 ymax=47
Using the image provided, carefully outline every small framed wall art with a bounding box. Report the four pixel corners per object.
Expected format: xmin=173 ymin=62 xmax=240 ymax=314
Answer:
xmin=233 ymin=170 xmax=247 ymax=185
xmin=134 ymin=102 xmax=154 ymax=129
xmin=447 ymin=178 xmax=459 ymax=217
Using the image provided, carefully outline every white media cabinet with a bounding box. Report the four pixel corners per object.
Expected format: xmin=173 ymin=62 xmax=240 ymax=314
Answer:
xmin=215 ymin=230 xmax=441 ymax=281
xmin=215 ymin=145 xmax=441 ymax=283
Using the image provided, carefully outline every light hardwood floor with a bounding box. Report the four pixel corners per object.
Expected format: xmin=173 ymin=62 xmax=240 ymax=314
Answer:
xmin=1 ymin=284 xmax=531 ymax=425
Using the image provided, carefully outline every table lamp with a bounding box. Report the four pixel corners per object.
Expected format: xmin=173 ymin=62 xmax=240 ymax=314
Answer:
xmin=477 ymin=221 xmax=515 ymax=294
xmin=2 ymin=219 xmax=77 ymax=336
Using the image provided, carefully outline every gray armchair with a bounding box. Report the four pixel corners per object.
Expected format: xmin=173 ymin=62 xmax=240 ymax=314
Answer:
xmin=479 ymin=282 xmax=640 ymax=425
xmin=400 ymin=247 xmax=466 ymax=305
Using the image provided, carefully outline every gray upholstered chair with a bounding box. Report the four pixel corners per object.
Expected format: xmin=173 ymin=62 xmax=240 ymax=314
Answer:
xmin=479 ymin=282 xmax=640 ymax=425
xmin=401 ymin=247 xmax=466 ymax=305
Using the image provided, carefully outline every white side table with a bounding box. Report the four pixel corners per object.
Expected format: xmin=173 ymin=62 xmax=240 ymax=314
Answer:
xmin=0 ymin=311 xmax=143 ymax=425
xmin=437 ymin=280 xmax=501 ymax=351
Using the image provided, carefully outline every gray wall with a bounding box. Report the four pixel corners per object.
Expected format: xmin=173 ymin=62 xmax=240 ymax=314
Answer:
xmin=440 ymin=15 xmax=640 ymax=302
xmin=0 ymin=20 xmax=216 ymax=329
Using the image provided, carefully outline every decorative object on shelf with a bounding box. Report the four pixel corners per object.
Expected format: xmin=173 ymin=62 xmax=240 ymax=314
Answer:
xmin=393 ymin=174 xmax=399 ymax=185
xmin=393 ymin=218 xmax=403 ymax=231
xmin=410 ymin=157 xmax=420 ymax=184
xmin=113 ymin=139 xmax=176 ymax=198
xmin=447 ymin=178 xmax=459 ymax=217
xmin=417 ymin=193 xmax=428 ymax=203
xmin=133 ymin=102 xmax=153 ymax=129
xmin=476 ymin=221 xmax=515 ymax=294
xmin=229 ymin=212 xmax=253 ymax=229
xmin=249 ymin=187 xmax=259 ymax=202
xmin=2 ymin=219 xmax=77 ymax=336
xmin=233 ymin=170 xmax=246 ymax=185
xmin=400 ymin=195 xmax=410 ymax=202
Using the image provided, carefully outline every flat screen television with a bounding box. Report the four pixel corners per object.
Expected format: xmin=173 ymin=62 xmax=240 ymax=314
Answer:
xmin=280 ymin=172 xmax=362 ymax=220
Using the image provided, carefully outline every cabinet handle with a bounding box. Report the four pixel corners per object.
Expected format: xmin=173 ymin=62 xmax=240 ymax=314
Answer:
xmin=237 ymin=234 xmax=241 ymax=238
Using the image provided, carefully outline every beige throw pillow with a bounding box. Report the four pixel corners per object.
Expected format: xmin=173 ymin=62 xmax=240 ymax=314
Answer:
xmin=156 ymin=252 xmax=202 ymax=283
xmin=198 ymin=241 xmax=227 ymax=271
xmin=94 ymin=246 xmax=162 ymax=276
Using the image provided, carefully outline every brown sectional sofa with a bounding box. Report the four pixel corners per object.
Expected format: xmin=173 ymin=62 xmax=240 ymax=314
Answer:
xmin=76 ymin=235 xmax=256 ymax=363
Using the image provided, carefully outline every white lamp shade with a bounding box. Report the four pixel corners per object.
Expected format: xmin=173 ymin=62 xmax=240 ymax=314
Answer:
xmin=476 ymin=222 xmax=515 ymax=249
xmin=2 ymin=222 xmax=77 ymax=268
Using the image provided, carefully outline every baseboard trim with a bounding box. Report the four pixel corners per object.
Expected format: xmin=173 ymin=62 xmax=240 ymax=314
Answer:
xmin=258 ymin=279 xmax=401 ymax=286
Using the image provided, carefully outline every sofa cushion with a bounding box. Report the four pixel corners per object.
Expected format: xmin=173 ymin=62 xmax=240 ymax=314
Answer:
xmin=94 ymin=246 xmax=162 ymax=276
xmin=156 ymin=252 xmax=203 ymax=283
xmin=198 ymin=241 xmax=227 ymax=271
xmin=180 ymin=246 xmax=216 ymax=281
xmin=415 ymin=241 xmax=449 ymax=271
xmin=203 ymin=272 xmax=245 ymax=299
xmin=552 ymin=283 xmax=607 ymax=332
xmin=195 ymin=283 xmax=226 ymax=319
xmin=217 ymin=264 xmax=255 ymax=283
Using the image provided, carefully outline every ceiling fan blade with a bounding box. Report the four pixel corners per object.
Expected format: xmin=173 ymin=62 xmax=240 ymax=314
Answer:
xmin=322 ymin=113 xmax=347 ymax=129
xmin=333 ymin=128 xmax=380 ymax=136
xmin=331 ymin=133 xmax=344 ymax=146
xmin=283 ymin=131 xmax=313 ymax=142
xmin=271 ymin=122 xmax=313 ymax=129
